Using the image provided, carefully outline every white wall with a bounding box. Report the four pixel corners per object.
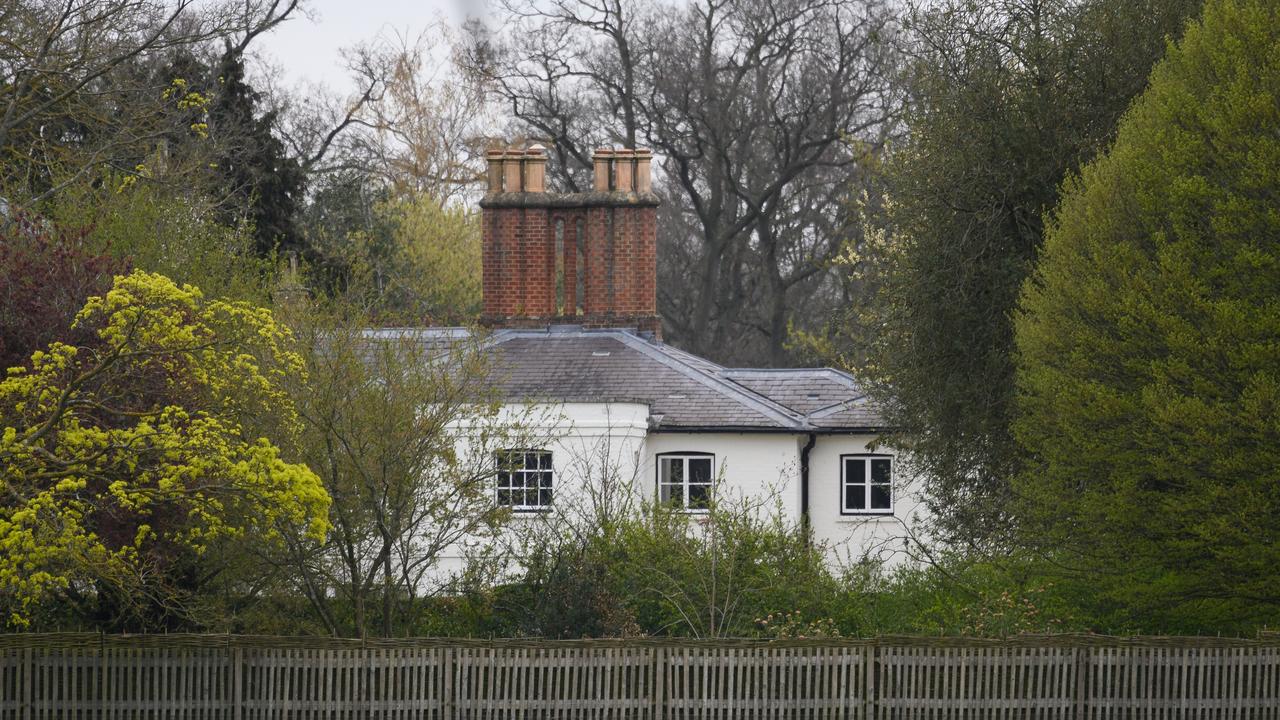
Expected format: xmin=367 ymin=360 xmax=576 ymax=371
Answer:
xmin=641 ymin=433 xmax=803 ymax=516
xmin=431 ymin=403 xmax=924 ymax=584
xmin=807 ymin=435 xmax=925 ymax=568
xmin=435 ymin=401 xmax=650 ymax=580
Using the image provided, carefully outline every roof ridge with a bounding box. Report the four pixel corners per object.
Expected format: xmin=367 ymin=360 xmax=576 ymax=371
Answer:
xmin=613 ymin=334 xmax=809 ymax=429
xmin=807 ymin=396 xmax=870 ymax=420
xmin=723 ymin=366 xmax=862 ymax=389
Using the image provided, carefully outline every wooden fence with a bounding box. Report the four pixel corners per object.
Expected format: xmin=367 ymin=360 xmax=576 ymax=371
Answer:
xmin=2 ymin=634 xmax=1279 ymax=718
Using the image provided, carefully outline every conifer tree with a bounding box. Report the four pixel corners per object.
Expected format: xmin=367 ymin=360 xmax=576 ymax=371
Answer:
xmin=1014 ymin=0 xmax=1280 ymax=631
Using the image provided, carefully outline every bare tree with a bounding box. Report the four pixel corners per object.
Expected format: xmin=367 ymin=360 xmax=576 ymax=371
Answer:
xmin=464 ymin=0 xmax=901 ymax=364
xmin=0 ymin=0 xmax=303 ymax=205
xmin=279 ymin=312 xmax=552 ymax=638
xmin=279 ymin=21 xmax=495 ymax=207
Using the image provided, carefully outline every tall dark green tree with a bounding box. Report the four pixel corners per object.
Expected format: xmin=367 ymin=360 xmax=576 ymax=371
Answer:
xmin=208 ymin=51 xmax=306 ymax=256
xmin=839 ymin=0 xmax=1200 ymax=546
xmin=1014 ymin=0 xmax=1280 ymax=633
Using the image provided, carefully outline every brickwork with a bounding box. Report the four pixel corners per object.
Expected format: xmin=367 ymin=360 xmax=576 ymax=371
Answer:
xmin=480 ymin=146 xmax=661 ymax=336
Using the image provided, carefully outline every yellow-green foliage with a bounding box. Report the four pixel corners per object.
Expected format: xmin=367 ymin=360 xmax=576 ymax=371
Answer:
xmin=1014 ymin=0 xmax=1280 ymax=632
xmin=348 ymin=196 xmax=480 ymax=324
xmin=0 ymin=271 xmax=329 ymax=626
xmin=50 ymin=176 xmax=273 ymax=303
xmin=388 ymin=197 xmax=481 ymax=322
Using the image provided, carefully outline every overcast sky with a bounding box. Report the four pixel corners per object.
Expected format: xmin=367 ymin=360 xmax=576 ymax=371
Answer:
xmin=256 ymin=0 xmax=491 ymax=89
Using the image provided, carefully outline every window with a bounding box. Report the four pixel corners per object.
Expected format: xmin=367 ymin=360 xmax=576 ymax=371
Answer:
xmin=841 ymin=455 xmax=893 ymax=515
xmin=496 ymin=450 xmax=553 ymax=511
xmin=657 ymin=453 xmax=714 ymax=511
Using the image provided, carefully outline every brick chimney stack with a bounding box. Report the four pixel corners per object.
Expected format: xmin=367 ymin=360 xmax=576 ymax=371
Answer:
xmin=480 ymin=145 xmax=660 ymax=335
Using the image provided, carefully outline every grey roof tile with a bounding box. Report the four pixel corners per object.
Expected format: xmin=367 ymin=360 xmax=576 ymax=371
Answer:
xmin=365 ymin=326 xmax=885 ymax=432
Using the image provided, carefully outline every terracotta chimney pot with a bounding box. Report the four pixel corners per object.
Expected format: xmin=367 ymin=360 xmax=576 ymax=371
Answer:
xmin=593 ymin=148 xmax=614 ymax=191
xmin=634 ymin=149 xmax=653 ymax=193
xmin=502 ymin=149 xmax=524 ymax=192
xmin=524 ymin=145 xmax=548 ymax=192
xmin=486 ymin=149 xmax=505 ymax=193
xmin=613 ymin=149 xmax=635 ymax=192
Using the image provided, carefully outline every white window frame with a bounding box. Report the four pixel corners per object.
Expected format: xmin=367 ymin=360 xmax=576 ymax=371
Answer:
xmin=656 ymin=452 xmax=715 ymax=512
xmin=840 ymin=454 xmax=893 ymax=515
xmin=495 ymin=449 xmax=554 ymax=512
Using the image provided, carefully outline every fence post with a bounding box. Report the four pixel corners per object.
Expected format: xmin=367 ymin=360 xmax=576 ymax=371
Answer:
xmin=232 ymin=645 xmax=243 ymax=720
xmin=21 ymin=647 xmax=31 ymax=720
xmin=99 ymin=633 xmax=107 ymax=717
xmin=1074 ymin=645 xmax=1088 ymax=720
xmin=653 ymin=645 xmax=665 ymax=720
xmin=443 ymin=646 xmax=454 ymax=720
xmin=864 ymin=644 xmax=876 ymax=720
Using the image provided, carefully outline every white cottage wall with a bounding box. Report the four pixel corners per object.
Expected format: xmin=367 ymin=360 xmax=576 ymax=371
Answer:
xmin=432 ymin=404 xmax=923 ymax=583
xmin=808 ymin=435 xmax=924 ymax=567
xmin=640 ymin=433 xmax=802 ymax=516
xmin=434 ymin=402 xmax=650 ymax=580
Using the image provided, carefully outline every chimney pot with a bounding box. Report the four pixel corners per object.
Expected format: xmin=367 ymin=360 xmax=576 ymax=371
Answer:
xmin=634 ymin=149 xmax=653 ymax=193
xmin=524 ymin=145 xmax=548 ymax=193
xmin=502 ymin=149 xmax=524 ymax=192
xmin=614 ymin=149 xmax=635 ymax=192
xmin=486 ymin=149 xmax=504 ymax=193
xmin=592 ymin=148 xmax=614 ymax=191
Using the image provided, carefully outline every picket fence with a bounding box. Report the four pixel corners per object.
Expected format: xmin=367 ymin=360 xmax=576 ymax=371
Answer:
xmin=2 ymin=633 xmax=1280 ymax=718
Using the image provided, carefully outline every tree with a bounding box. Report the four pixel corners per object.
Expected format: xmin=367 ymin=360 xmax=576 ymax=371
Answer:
xmin=0 ymin=218 xmax=128 ymax=371
xmin=465 ymin=0 xmax=899 ymax=365
xmin=296 ymin=170 xmax=396 ymax=300
xmin=280 ymin=307 xmax=547 ymax=637
xmin=0 ymin=0 xmax=301 ymax=206
xmin=365 ymin=196 xmax=482 ymax=325
xmin=1013 ymin=0 xmax=1280 ymax=633
xmin=205 ymin=50 xmax=307 ymax=255
xmin=48 ymin=173 xmax=273 ymax=303
xmin=0 ymin=271 xmax=330 ymax=628
xmin=286 ymin=23 xmax=490 ymax=311
xmin=298 ymin=186 xmax=482 ymax=325
xmin=341 ymin=25 xmax=492 ymax=205
xmin=830 ymin=0 xmax=1199 ymax=547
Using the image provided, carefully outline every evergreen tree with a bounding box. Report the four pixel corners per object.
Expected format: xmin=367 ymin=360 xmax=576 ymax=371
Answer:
xmin=208 ymin=51 xmax=306 ymax=256
xmin=1014 ymin=0 xmax=1280 ymax=632
xmin=839 ymin=0 xmax=1199 ymax=546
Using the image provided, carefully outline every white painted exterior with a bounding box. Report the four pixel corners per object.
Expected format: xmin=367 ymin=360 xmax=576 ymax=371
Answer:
xmin=435 ymin=402 xmax=923 ymax=580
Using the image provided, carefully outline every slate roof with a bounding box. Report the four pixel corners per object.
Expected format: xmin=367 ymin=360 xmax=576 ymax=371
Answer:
xmin=369 ymin=326 xmax=885 ymax=433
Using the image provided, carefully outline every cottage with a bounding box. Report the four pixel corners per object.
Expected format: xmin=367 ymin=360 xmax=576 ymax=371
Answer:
xmin=390 ymin=146 xmax=921 ymax=575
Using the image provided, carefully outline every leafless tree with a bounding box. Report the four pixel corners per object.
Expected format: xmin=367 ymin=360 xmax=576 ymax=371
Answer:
xmin=278 ymin=313 xmax=553 ymax=638
xmin=0 ymin=0 xmax=304 ymax=205
xmin=278 ymin=21 xmax=496 ymax=206
xmin=464 ymin=0 xmax=902 ymax=364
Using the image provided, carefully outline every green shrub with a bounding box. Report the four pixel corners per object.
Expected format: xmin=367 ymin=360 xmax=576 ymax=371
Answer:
xmin=1014 ymin=0 xmax=1280 ymax=633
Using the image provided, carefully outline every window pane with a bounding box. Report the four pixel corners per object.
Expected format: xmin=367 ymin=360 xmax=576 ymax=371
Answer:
xmin=871 ymin=459 xmax=891 ymax=484
xmin=664 ymin=458 xmax=683 ymax=484
xmin=688 ymin=482 xmax=710 ymax=509
xmin=497 ymin=489 xmax=511 ymax=506
xmin=540 ymin=471 xmax=553 ymax=488
xmin=871 ymin=484 xmax=891 ymax=510
xmin=846 ymin=458 xmax=866 ymax=484
xmin=661 ymin=483 xmax=683 ymax=505
xmin=847 ymin=483 xmax=865 ymax=510
xmin=689 ymin=458 xmax=712 ymax=483
xmin=538 ymin=488 xmax=553 ymax=507
xmin=539 ymin=452 xmax=553 ymax=469
xmin=524 ymin=452 xmax=538 ymax=470
xmin=497 ymin=471 xmax=510 ymax=488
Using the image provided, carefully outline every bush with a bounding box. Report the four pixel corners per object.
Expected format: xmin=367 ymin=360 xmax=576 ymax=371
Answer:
xmin=498 ymin=498 xmax=846 ymax=639
xmin=1014 ymin=0 xmax=1280 ymax=633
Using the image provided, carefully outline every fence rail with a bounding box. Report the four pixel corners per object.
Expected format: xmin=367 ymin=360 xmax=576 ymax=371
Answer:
xmin=2 ymin=634 xmax=1279 ymax=718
